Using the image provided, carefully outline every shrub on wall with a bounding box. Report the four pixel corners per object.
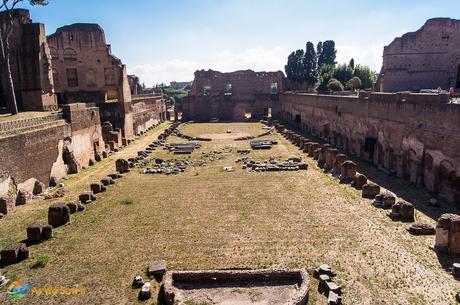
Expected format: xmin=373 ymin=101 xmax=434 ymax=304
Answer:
xmin=346 ymin=77 xmax=362 ymax=90
xmin=327 ymin=78 xmax=344 ymax=91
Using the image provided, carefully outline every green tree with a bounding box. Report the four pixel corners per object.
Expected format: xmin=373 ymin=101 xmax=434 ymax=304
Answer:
xmin=349 ymin=58 xmax=355 ymax=69
xmin=346 ymin=76 xmax=362 ymax=90
xmin=317 ymin=64 xmax=335 ymax=91
xmin=317 ymin=40 xmax=336 ymax=70
xmin=327 ymin=78 xmax=344 ymax=91
xmin=0 ymin=0 xmax=49 ymax=114
xmin=303 ymin=41 xmax=317 ymax=86
xmin=285 ymin=49 xmax=305 ymax=83
xmin=353 ymin=64 xmax=376 ymax=89
xmin=333 ymin=63 xmax=354 ymax=85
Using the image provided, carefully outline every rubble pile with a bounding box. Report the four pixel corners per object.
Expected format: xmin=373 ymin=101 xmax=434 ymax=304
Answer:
xmin=250 ymin=139 xmax=278 ymax=150
xmin=236 ymin=156 xmax=308 ymax=172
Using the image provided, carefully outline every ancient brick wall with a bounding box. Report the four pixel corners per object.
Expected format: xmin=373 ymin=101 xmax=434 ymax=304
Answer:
xmin=0 ymin=9 xmax=57 ymax=111
xmin=379 ymin=18 xmax=460 ymax=92
xmin=99 ymin=93 xmax=166 ymax=140
xmin=183 ymin=69 xmax=284 ymax=121
xmin=0 ymin=121 xmax=69 ymax=189
xmin=279 ymin=92 xmax=460 ymax=203
xmin=131 ymin=95 xmax=166 ymax=135
xmin=0 ymin=104 xmax=105 ymax=196
xmin=47 ymin=23 xmax=124 ymax=104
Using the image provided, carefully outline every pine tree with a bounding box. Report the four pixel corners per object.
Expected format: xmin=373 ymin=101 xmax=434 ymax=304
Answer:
xmin=303 ymin=41 xmax=317 ymax=86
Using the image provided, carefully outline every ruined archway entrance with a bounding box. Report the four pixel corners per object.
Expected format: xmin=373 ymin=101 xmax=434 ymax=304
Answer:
xmin=232 ymin=103 xmax=251 ymax=121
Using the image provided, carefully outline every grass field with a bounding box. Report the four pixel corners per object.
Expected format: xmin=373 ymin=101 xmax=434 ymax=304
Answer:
xmin=0 ymin=122 xmax=458 ymax=305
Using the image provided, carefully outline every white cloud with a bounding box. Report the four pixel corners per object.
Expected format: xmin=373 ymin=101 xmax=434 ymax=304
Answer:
xmin=336 ymin=44 xmax=384 ymax=71
xmin=129 ymin=45 xmax=384 ymax=85
xmin=129 ymin=46 xmax=290 ymax=86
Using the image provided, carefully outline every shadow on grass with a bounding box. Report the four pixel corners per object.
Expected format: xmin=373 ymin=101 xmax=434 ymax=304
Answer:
xmin=282 ymin=122 xmax=460 ymax=223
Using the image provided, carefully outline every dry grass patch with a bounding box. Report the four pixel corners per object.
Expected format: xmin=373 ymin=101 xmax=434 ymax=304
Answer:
xmin=0 ymin=122 xmax=457 ymax=305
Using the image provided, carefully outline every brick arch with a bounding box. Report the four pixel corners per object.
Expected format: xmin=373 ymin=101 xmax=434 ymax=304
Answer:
xmin=63 ymin=48 xmax=77 ymax=61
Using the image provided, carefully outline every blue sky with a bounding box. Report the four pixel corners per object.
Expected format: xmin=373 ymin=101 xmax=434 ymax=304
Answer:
xmin=19 ymin=0 xmax=460 ymax=85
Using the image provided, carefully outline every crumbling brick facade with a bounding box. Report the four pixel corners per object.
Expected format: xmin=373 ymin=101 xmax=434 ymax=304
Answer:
xmin=182 ymin=69 xmax=284 ymax=121
xmin=279 ymin=92 xmax=460 ymax=203
xmin=46 ymin=23 xmax=124 ymax=104
xmin=46 ymin=23 xmax=166 ymax=141
xmin=0 ymin=9 xmax=57 ymax=111
xmin=378 ymin=18 xmax=460 ymax=92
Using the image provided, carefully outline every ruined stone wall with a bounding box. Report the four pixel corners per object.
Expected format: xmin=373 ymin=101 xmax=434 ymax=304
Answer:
xmin=379 ymin=18 xmax=460 ymax=92
xmin=183 ymin=69 xmax=284 ymax=121
xmin=99 ymin=93 xmax=166 ymax=140
xmin=190 ymin=69 xmax=284 ymax=96
xmin=183 ymin=94 xmax=280 ymax=121
xmin=131 ymin=95 xmax=166 ymax=135
xmin=0 ymin=9 xmax=57 ymax=111
xmin=0 ymin=121 xmax=69 ymax=191
xmin=47 ymin=23 xmax=123 ymax=104
xmin=0 ymin=104 xmax=105 ymax=196
xmin=279 ymin=92 xmax=460 ymax=203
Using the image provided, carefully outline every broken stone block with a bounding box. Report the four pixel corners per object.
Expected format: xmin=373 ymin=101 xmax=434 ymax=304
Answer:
xmin=33 ymin=180 xmax=46 ymax=195
xmin=90 ymin=182 xmax=106 ymax=194
xmin=108 ymin=172 xmax=122 ymax=180
xmin=408 ymin=223 xmax=435 ymax=235
xmin=319 ymin=274 xmax=331 ymax=283
xmin=332 ymin=154 xmax=347 ymax=174
xmin=328 ymin=291 xmax=343 ymax=305
xmin=0 ymin=197 xmax=14 ymax=215
xmin=66 ymin=201 xmax=79 ymax=214
xmin=79 ymin=192 xmax=96 ymax=204
xmin=382 ymin=192 xmax=396 ymax=209
xmin=48 ymin=202 xmax=71 ymax=227
xmin=287 ymin=156 xmax=302 ymax=163
xmin=339 ymin=160 xmax=357 ymax=182
xmin=441 ymin=215 xmax=460 ymax=255
xmin=325 ymin=149 xmax=340 ymax=170
xmin=388 ymin=201 xmax=415 ymax=221
xmin=450 ymin=220 xmax=460 ymax=255
xmin=362 ymin=183 xmax=380 ymax=199
xmin=132 ymin=276 xmax=144 ymax=289
xmin=373 ymin=192 xmax=395 ymax=209
xmin=453 ymin=263 xmax=460 ymax=278
xmin=115 ymin=159 xmax=130 ymax=174
xmin=138 ymin=282 xmax=151 ymax=301
xmin=27 ymin=221 xmax=52 ymax=244
xmin=76 ymin=202 xmax=86 ymax=212
xmin=325 ymin=281 xmax=342 ymax=296
xmin=314 ymin=264 xmax=336 ymax=279
xmin=352 ymin=173 xmax=367 ymax=189
xmin=16 ymin=189 xmax=32 ymax=205
xmin=148 ymin=260 xmax=167 ymax=277
xmin=299 ymin=163 xmax=308 ymax=170
xmin=100 ymin=177 xmax=114 ymax=186
xmin=1 ymin=243 xmax=29 ymax=265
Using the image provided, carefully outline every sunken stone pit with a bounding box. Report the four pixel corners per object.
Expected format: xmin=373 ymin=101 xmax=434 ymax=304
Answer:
xmin=163 ymin=269 xmax=310 ymax=305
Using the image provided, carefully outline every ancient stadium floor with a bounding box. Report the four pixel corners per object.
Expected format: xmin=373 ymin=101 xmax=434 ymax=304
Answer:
xmin=0 ymin=122 xmax=457 ymax=305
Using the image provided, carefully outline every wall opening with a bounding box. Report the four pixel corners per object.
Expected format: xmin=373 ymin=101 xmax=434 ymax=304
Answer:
xmin=364 ymin=137 xmax=376 ymax=160
xmin=457 ymin=65 xmax=460 ymax=89
xmin=294 ymin=114 xmax=301 ymax=123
